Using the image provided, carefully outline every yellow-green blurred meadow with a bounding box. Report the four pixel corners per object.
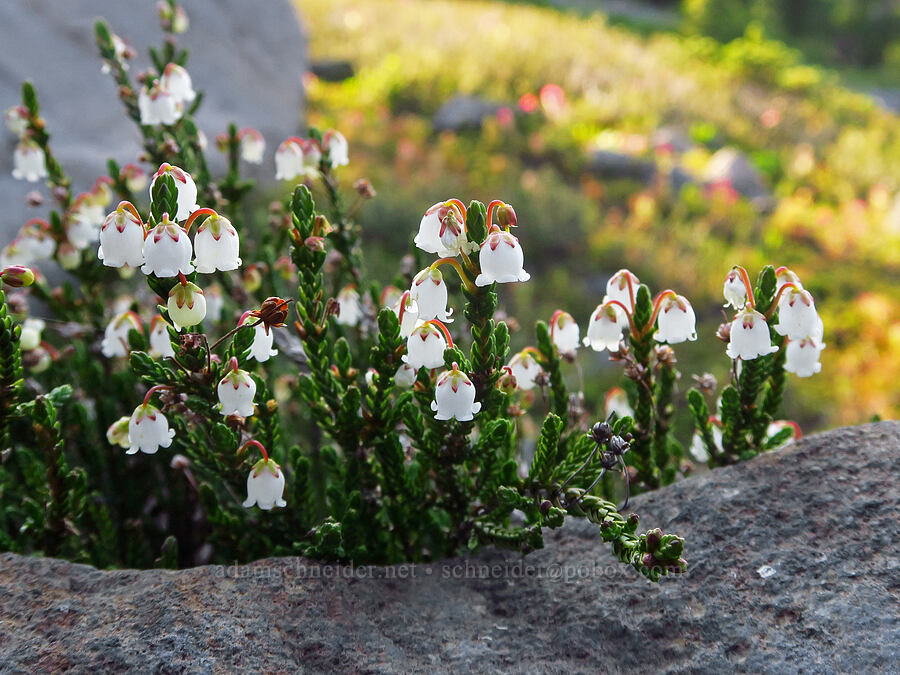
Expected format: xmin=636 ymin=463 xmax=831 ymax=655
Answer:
xmin=295 ymin=0 xmax=900 ymax=430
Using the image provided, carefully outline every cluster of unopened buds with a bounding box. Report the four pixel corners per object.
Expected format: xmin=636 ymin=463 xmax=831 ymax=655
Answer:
xmin=722 ymin=265 xmax=824 ymax=377
xmin=275 ymin=129 xmax=348 ymax=181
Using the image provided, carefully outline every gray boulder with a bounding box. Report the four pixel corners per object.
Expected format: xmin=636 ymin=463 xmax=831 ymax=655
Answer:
xmin=1 ymin=422 xmax=897 ymax=672
xmin=703 ymin=147 xmax=772 ymax=206
xmin=433 ymin=96 xmax=503 ymax=132
xmin=586 ymin=149 xmax=657 ymax=183
xmin=0 ymin=0 xmax=307 ymax=243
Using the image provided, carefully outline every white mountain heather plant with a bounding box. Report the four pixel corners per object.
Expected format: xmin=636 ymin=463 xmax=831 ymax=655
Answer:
xmin=0 ymin=0 xmax=823 ymax=578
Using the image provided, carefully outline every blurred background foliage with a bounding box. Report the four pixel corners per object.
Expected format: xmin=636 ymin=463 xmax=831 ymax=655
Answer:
xmin=293 ymin=0 xmax=900 ymax=433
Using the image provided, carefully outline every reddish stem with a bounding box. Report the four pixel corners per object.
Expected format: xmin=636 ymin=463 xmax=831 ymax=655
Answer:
xmin=116 ymin=200 xmax=143 ymax=223
xmin=241 ymin=439 xmax=269 ymax=462
xmin=229 ymin=356 xmax=239 ymax=373
xmin=445 ymin=198 xmax=468 ymax=223
xmin=397 ymin=290 xmax=413 ymax=325
xmin=602 ymin=300 xmax=637 ymax=335
xmin=183 ymin=207 xmax=218 ymax=233
xmin=765 ymin=282 xmax=801 ymax=320
xmin=645 ymin=289 xmax=678 ymax=334
xmin=733 ymin=266 xmax=756 ymax=308
xmin=426 ymin=319 xmax=454 ymax=348
xmin=142 ymin=384 xmax=171 ymax=406
xmin=549 ymin=310 xmax=566 ymax=339
xmin=485 ymin=200 xmax=504 ymax=231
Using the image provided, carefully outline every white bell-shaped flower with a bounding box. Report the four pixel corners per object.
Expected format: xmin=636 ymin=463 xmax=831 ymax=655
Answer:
xmin=167 ymin=280 xmax=206 ymax=331
xmin=17 ymin=223 xmax=56 ymax=262
xmin=322 ymin=129 xmax=349 ymax=168
xmin=414 ymin=202 xmax=469 ymax=257
xmin=784 ymin=336 xmax=825 ymax=377
xmin=411 ymin=268 xmax=453 ymax=322
xmin=584 ymin=303 xmax=626 ymax=352
xmin=4 ymin=106 xmax=28 ymax=135
xmin=218 ymin=365 xmax=257 ymax=417
xmin=122 ymin=163 xmax=148 ymax=193
xmin=507 ymin=350 xmax=542 ymax=391
xmin=243 ymin=458 xmax=286 ymax=510
xmin=723 ymin=268 xmax=747 ymax=310
xmin=20 ymin=317 xmax=45 ymax=351
xmin=765 ymin=420 xmax=801 ymax=447
xmin=604 ymin=387 xmax=634 ymax=420
xmin=106 ymin=416 xmax=131 ymax=449
xmin=392 ymin=292 xmax=421 ymax=338
xmin=403 ymin=322 xmax=447 ymax=370
xmin=127 ymin=403 xmax=175 ymax=455
xmin=101 ymin=311 xmax=142 ymax=358
xmin=431 ymin=364 xmax=481 ymax=421
xmin=12 ymin=141 xmax=47 ymax=182
xmin=193 ymin=213 xmax=241 ymax=273
xmin=161 ymin=63 xmax=196 ymax=104
xmin=775 ymin=267 xmax=803 ymax=293
xmin=149 ymin=316 xmax=175 ymax=358
xmin=394 ymin=363 xmax=417 ymax=388
xmin=654 ymin=293 xmax=697 ymax=344
xmin=142 ymin=214 xmax=193 ymax=277
xmin=335 ymin=286 xmax=363 ymax=326
xmin=550 ymin=311 xmax=580 ymax=353
xmin=275 ymin=138 xmax=320 ymax=181
xmin=57 ymin=242 xmax=80 ymax=270
xmin=138 ymin=82 xmax=181 ymax=126
xmin=240 ymin=313 xmax=279 ymax=362
xmin=605 ymin=269 xmax=640 ymax=313
xmin=239 ymin=128 xmax=265 ymax=164
xmin=475 ymin=230 xmax=530 ymax=286
xmin=726 ymin=307 xmax=778 ymax=361
xmin=99 ymin=205 xmax=145 ymax=268
xmin=774 ymin=288 xmax=819 ymax=340
xmin=150 ymin=164 xmax=199 ymax=221
xmin=689 ymin=418 xmax=723 ymax=463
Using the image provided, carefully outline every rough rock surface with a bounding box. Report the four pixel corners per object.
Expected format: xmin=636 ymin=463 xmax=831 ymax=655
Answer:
xmin=0 ymin=0 xmax=307 ymax=240
xmin=1 ymin=422 xmax=898 ymax=673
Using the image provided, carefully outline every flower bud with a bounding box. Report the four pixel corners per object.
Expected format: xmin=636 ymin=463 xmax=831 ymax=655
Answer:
xmin=496 ymin=203 xmax=517 ymax=228
xmin=431 ymin=363 xmax=481 ymax=421
xmin=142 ymin=213 xmax=193 ymax=277
xmin=0 ymin=265 xmax=35 ymax=287
xmin=243 ymin=459 xmax=286 ymax=510
xmin=167 ymin=281 xmax=206 ymax=330
xmin=127 ymin=402 xmax=175 ymax=454
xmin=106 ymin=416 xmax=131 ymax=448
xmin=475 ymin=230 xmax=530 ymax=286
xmin=353 ymin=178 xmax=376 ymax=199
xmin=194 ymin=213 xmax=241 ymax=273
xmin=150 ymin=164 xmax=199 ymax=221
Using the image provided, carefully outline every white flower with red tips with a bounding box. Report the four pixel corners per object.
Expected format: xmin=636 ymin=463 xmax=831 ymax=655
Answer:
xmin=16 ymin=220 xmax=55 ymax=263
xmin=392 ymin=291 xmax=420 ymax=338
xmin=394 ymin=363 xmax=417 ymax=388
xmin=584 ymin=303 xmax=626 ymax=352
xmin=604 ymin=269 xmax=639 ymax=314
xmin=774 ymin=287 xmax=819 ymax=340
xmin=242 ymin=441 xmax=286 ymax=510
xmin=550 ymin=311 xmax=580 ymax=353
xmin=775 ymin=266 xmax=803 ymax=293
xmin=218 ymin=359 xmax=257 ymax=417
xmin=167 ymin=279 xmax=206 ymax=330
xmin=431 ymin=363 xmax=481 ymax=421
xmin=239 ymin=128 xmax=265 ymax=164
xmin=149 ymin=316 xmax=175 ymax=358
xmin=127 ymin=400 xmax=174 ymax=455
xmin=275 ymin=137 xmax=321 ymax=181
xmin=784 ymin=336 xmax=824 ymax=377
xmin=106 ymin=416 xmax=131 ymax=449
xmin=160 ymin=63 xmax=196 ymax=105
xmin=99 ymin=202 xmax=145 ymax=268
xmin=723 ymin=268 xmax=747 ymax=310
xmin=605 ymin=387 xmax=634 ymax=420
xmin=122 ymin=163 xmax=148 ymax=193
xmin=403 ymin=321 xmax=448 ymax=370
xmin=654 ymin=293 xmax=697 ymax=344
xmin=726 ymin=307 xmax=778 ymax=361
xmin=507 ymin=349 xmax=542 ymax=391
xmin=138 ymin=81 xmax=181 ymax=126
xmin=150 ymin=164 xmax=198 ymax=221
xmin=142 ymin=213 xmax=193 ymax=277
xmin=4 ymin=106 xmax=28 ymax=136
xmin=12 ymin=140 xmax=47 ymax=183
xmin=191 ymin=211 xmax=241 ymax=273
xmin=101 ymin=311 xmax=142 ymax=358
xmin=476 ymin=229 xmax=530 ymax=286
xmin=414 ymin=202 xmax=470 ymax=257
xmin=240 ymin=312 xmax=279 ymax=362
xmin=335 ymin=286 xmax=363 ymax=327
xmin=411 ymin=268 xmax=453 ymax=322
xmin=322 ymin=129 xmax=349 ymax=168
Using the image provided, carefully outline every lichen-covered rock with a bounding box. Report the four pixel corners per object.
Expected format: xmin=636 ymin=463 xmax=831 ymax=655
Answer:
xmin=0 ymin=422 xmax=897 ymax=672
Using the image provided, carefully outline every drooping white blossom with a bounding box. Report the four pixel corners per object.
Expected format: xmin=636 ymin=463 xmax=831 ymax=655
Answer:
xmin=142 ymin=214 xmax=193 ymax=277
xmin=392 ymin=292 xmax=421 ymax=338
xmin=127 ymin=403 xmax=175 ymax=455
xmin=160 ymin=63 xmax=196 ymax=105
xmin=726 ymin=307 xmax=778 ymax=361
xmin=604 ymin=269 xmax=640 ymax=313
xmin=11 ymin=141 xmax=47 ymax=182
xmin=20 ymin=317 xmax=46 ymax=351
xmin=403 ymin=322 xmax=447 ymax=370
xmin=414 ymin=202 xmax=471 ymax=257
xmin=723 ymin=268 xmax=747 ymax=310
xmin=550 ymin=311 xmax=580 ymax=353
xmin=240 ymin=313 xmax=278 ymax=362
xmin=243 ymin=459 xmax=286 ymax=510
xmin=98 ymin=205 xmax=145 ymax=268
xmin=101 ymin=311 xmax=142 ymax=358
xmin=584 ymin=303 xmax=626 ymax=352
xmin=149 ymin=316 xmax=176 ymax=358
xmin=193 ymin=213 xmax=241 ymax=273
xmin=218 ymin=366 xmax=257 ymax=417
xmin=431 ymin=364 xmax=481 ymax=421
xmin=475 ymin=230 xmax=530 ymax=286
xmin=774 ymin=288 xmax=819 ymax=340
xmin=322 ymin=130 xmax=349 ymax=168
xmin=411 ymin=268 xmax=453 ymax=322
xmin=239 ymin=128 xmax=265 ymax=164
xmin=138 ymin=82 xmax=181 ymax=126
xmin=275 ymin=138 xmax=320 ymax=181
xmin=394 ymin=363 xmax=417 ymax=388
xmin=335 ymin=286 xmax=363 ymax=327
xmin=507 ymin=350 xmax=542 ymax=391
xmin=654 ymin=293 xmax=697 ymax=344
xmin=784 ymin=336 xmax=825 ymax=377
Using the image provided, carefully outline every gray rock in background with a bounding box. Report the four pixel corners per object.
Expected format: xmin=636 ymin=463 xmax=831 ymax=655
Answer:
xmin=1 ymin=422 xmax=897 ymax=672
xmin=0 ymin=0 xmax=307 ymax=244
xmin=433 ymin=95 xmax=503 ymax=132
xmin=704 ymin=147 xmax=773 ymax=208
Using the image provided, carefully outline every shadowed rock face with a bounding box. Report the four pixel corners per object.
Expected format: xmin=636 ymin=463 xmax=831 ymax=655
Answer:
xmin=0 ymin=0 xmax=307 ymax=242
xmin=0 ymin=422 xmax=897 ymax=672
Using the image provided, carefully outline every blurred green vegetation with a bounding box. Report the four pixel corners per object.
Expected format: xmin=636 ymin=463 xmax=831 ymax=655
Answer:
xmin=294 ymin=0 xmax=900 ymax=432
